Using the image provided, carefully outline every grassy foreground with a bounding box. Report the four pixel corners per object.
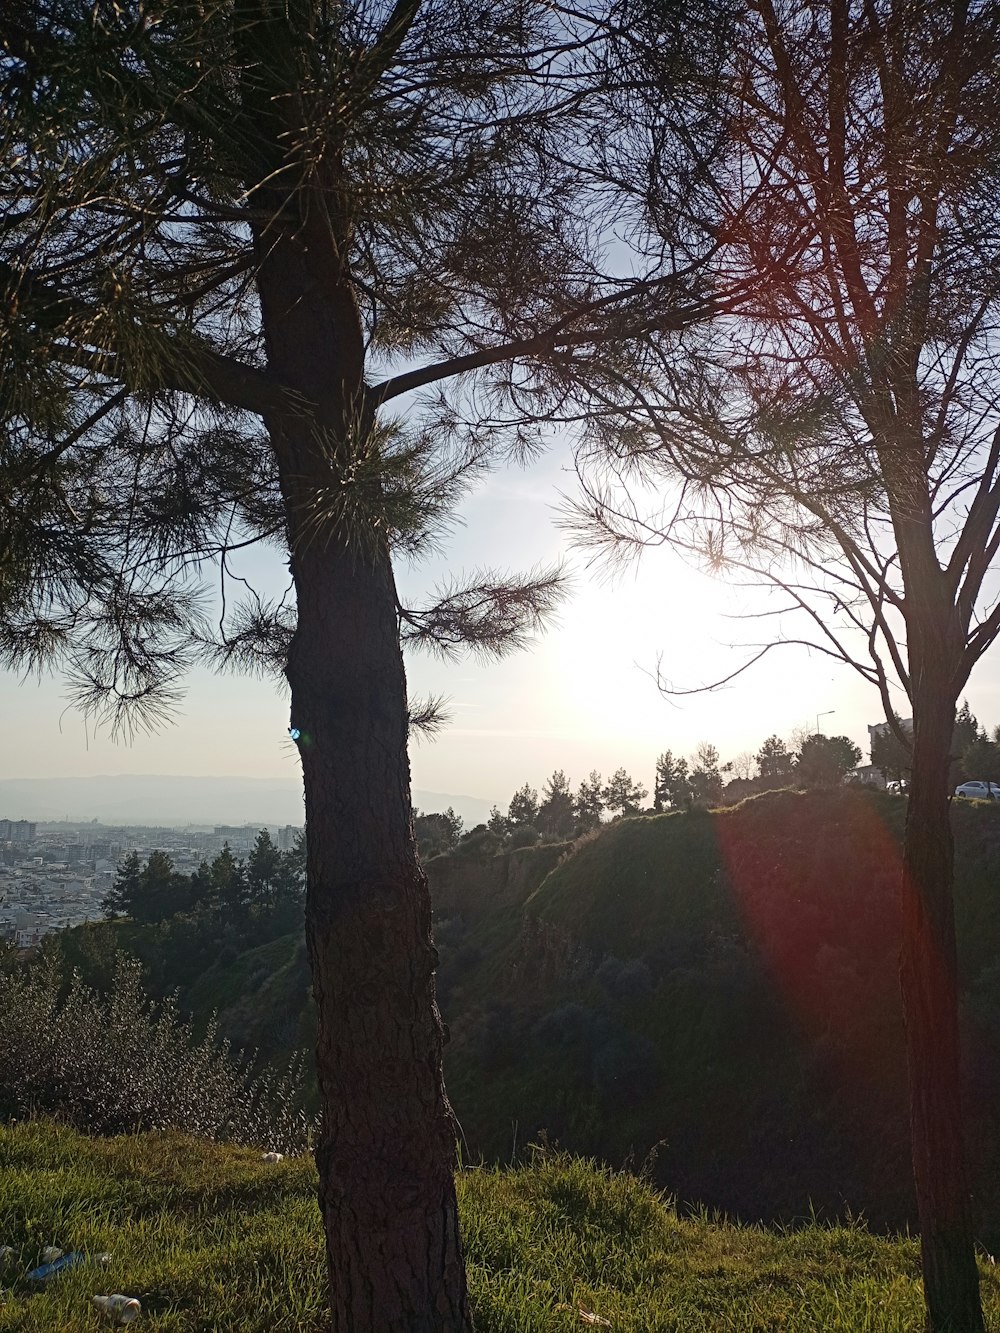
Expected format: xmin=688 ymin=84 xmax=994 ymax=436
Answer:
xmin=2 ymin=1123 xmax=999 ymax=1331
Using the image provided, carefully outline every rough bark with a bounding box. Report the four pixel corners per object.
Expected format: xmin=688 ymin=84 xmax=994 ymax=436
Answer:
xmin=901 ymin=668 xmax=983 ymax=1333
xmin=289 ymin=540 xmax=472 ymax=1332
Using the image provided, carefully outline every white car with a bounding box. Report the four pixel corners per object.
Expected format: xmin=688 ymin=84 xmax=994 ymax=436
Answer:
xmin=954 ymin=781 xmax=1000 ymax=799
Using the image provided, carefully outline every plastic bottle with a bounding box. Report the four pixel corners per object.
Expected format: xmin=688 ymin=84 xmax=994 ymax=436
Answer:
xmin=93 ymin=1294 xmax=142 ymax=1323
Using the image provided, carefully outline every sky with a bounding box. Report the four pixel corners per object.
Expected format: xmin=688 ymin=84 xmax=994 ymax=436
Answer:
xmin=6 ymin=440 xmax=1000 ymax=814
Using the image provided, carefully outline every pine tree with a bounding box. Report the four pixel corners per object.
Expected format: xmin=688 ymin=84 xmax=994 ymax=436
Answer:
xmin=601 ymin=767 xmax=648 ymax=818
xmin=653 ymin=752 xmax=690 ymax=811
xmin=574 ymin=770 xmax=605 ymax=830
xmin=101 ymin=850 xmax=141 ymax=919
xmin=688 ymin=743 xmax=722 ymax=808
xmin=487 ymin=805 xmax=510 ymax=837
xmin=869 ymin=721 xmax=912 ymax=784
xmin=210 ymin=845 xmax=249 ymax=921
xmin=953 ymin=701 xmax=980 ymax=764
xmin=796 ymin=735 xmax=862 ymax=788
xmin=755 ymin=736 xmax=795 ymax=782
xmin=413 ymin=809 xmax=464 ymax=858
xmin=247 ymin=829 xmax=283 ymax=912
xmin=565 ymin=3 xmax=1000 ymax=1321
xmin=507 ymin=783 xmax=540 ymax=829
xmin=102 ymin=849 xmax=190 ymax=924
xmin=537 ymin=770 xmax=576 ymax=838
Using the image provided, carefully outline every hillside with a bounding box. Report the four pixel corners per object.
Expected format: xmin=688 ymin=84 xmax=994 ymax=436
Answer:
xmin=5 ymin=1120 xmax=1000 ymax=1331
xmin=50 ymin=788 xmax=1000 ymax=1241
xmin=436 ymin=789 xmax=1000 ymax=1239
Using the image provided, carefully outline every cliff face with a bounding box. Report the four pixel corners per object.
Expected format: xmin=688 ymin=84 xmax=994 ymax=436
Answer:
xmin=425 ymin=841 xmax=569 ymax=920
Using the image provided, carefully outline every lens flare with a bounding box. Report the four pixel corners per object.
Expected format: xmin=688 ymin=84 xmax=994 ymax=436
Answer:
xmin=713 ymin=790 xmax=907 ymax=1096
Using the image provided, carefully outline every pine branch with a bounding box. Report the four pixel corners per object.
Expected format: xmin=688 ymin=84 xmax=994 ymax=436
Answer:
xmin=399 ymin=566 xmax=568 ymax=660
xmin=0 ymin=260 xmax=309 ymax=421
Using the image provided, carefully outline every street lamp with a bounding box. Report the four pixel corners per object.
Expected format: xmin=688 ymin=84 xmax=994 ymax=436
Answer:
xmin=816 ymin=709 xmax=835 ymax=734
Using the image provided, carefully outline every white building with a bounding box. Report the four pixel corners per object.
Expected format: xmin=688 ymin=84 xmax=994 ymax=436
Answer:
xmin=868 ymin=717 xmax=914 ymax=745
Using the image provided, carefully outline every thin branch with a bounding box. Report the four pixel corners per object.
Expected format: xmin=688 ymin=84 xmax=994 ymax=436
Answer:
xmin=368 ymin=288 xmax=715 ymax=404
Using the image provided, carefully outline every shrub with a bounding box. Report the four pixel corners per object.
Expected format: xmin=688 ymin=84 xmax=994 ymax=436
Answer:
xmin=595 ymin=956 xmax=654 ymax=1002
xmin=591 ymin=1034 xmax=660 ymax=1104
xmin=508 ymin=825 xmax=540 ymax=849
xmin=457 ymin=829 xmax=505 ymax=857
xmin=532 ymin=1003 xmax=606 ymax=1055
xmin=0 ymin=956 xmax=313 ymax=1153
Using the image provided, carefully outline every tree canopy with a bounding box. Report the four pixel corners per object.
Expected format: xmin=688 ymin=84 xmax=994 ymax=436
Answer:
xmin=796 ymin=734 xmax=862 ymax=788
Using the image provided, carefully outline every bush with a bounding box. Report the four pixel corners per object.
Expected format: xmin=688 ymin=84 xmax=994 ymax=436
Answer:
xmin=595 ymin=956 xmax=654 ymax=1002
xmin=591 ymin=1034 xmax=660 ymax=1104
xmin=532 ymin=1003 xmax=606 ymax=1055
xmin=509 ymin=825 xmax=540 ymax=849
xmin=456 ymin=830 xmax=505 ymax=857
xmin=0 ymin=956 xmax=313 ymax=1153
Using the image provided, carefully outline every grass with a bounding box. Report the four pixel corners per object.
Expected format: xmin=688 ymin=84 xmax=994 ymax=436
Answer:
xmin=2 ymin=1123 xmax=1000 ymax=1330
xmin=0 ymin=1122 xmax=324 ymax=1333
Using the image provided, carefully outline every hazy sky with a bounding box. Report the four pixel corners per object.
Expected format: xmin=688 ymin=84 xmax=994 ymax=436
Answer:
xmin=7 ymin=442 xmax=1000 ymax=810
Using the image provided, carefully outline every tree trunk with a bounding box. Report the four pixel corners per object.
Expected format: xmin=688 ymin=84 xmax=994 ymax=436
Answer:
xmin=290 ymin=543 xmax=473 ymax=1332
xmin=249 ymin=183 xmax=474 ymax=1333
xmin=901 ymin=679 xmax=983 ymax=1333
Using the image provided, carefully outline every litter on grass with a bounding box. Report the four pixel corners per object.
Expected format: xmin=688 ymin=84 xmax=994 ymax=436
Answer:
xmin=262 ymin=1151 xmax=284 ymax=1163
xmin=93 ymin=1294 xmax=142 ymax=1323
xmin=27 ymin=1252 xmax=87 ymax=1281
xmin=555 ymin=1303 xmax=612 ymax=1327
xmin=40 ymin=1247 xmax=63 ymax=1263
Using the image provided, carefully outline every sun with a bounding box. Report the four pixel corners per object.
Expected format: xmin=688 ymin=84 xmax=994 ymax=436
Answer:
xmin=551 ymin=548 xmax=864 ymax=762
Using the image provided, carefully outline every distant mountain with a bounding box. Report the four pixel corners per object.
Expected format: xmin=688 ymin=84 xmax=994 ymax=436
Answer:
xmin=0 ymin=775 xmax=493 ymax=829
xmin=412 ymin=790 xmax=494 ymax=828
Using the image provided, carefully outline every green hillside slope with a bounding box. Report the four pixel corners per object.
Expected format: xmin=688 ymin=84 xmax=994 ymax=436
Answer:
xmin=46 ymin=789 xmax=1000 ymax=1242
xmin=185 ymin=933 xmax=315 ymax=1063
xmin=439 ymin=789 xmax=1000 ymax=1240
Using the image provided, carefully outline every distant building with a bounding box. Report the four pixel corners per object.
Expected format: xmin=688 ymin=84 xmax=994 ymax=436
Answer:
xmin=278 ymin=825 xmax=302 ymax=851
xmin=13 ymin=911 xmax=46 ymax=948
xmin=213 ymin=825 xmax=258 ymax=850
xmin=0 ymin=820 xmax=37 ymax=842
xmin=851 ymin=763 xmax=887 ymax=789
xmin=867 ymin=718 xmax=914 ymax=745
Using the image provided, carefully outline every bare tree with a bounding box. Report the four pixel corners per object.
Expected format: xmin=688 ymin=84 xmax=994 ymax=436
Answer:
xmin=564 ymin=1 xmax=1000 ymax=1327
xmin=725 ymin=750 xmax=757 ymax=783
xmin=0 ymin=3 xmax=714 ymax=1327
